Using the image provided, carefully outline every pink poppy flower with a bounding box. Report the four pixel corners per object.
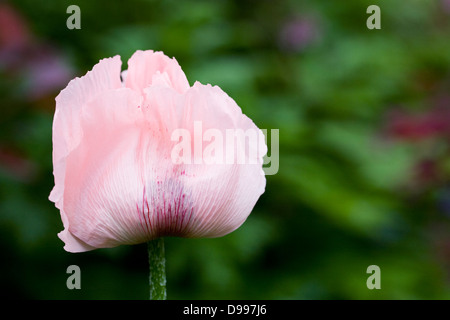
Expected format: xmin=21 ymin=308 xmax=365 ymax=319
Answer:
xmin=49 ymin=50 xmax=266 ymax=253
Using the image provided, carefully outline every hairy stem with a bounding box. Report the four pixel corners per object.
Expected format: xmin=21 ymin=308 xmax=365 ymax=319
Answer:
xmin=148 ymin=238 xmax=166 ymax=300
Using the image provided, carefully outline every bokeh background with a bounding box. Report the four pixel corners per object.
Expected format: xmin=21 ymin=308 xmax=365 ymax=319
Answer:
xmin=1 ymin=0 xmax=450 ymax=299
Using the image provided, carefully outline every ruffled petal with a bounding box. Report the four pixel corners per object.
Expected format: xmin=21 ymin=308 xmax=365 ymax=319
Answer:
xmin=49 ymin=56 xmax=123 ymax=251
xmin=142 ymin=82 xmax=267 ymax=238
xmin=58 ymin=223 xmax=95 ymax=253
xmin=51 ymin=51 xmax=266 ymax=252
xmin=180 ymin=83 xmax=267 ymax=237
xmin=62 ymin=88 xmax=147 ymax=250
xmin=50 ymin=56 xmax=122 ymax=204
xmin=125 ymin=50 xmax=190 ymax=94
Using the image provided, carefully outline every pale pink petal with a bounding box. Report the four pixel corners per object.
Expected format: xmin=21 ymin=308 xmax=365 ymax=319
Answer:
xmin=51 ymin=51 xmax=266 ymax=252
xmin=50 ymin=56 xmax=122 ymax=206
xmin=62 ymin=88 xmax=146 ymax=251
xmin=50 ymin=56 xmax=123 ymax=251
xmin=142 ymin=82 xmax=267 ymax=238
xmin=125 ymin=50 xmax=189 ymax=94
xmin=180 ymin=83 xmax=267 ymax=237
xmin=58 ymin=222 xmax=95 ymax=253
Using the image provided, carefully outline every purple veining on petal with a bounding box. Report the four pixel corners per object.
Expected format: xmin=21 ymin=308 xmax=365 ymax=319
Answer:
xmin=137 ymin=176 xmax=194 ymax=239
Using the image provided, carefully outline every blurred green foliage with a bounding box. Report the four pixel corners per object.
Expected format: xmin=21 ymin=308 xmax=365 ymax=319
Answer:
xmin=1 ymin=0 xmax=450 ymax=299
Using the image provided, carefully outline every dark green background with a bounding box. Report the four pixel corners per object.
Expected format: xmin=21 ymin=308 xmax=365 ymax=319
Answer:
xmin=1 ymin=0 xmax=449 ymax=299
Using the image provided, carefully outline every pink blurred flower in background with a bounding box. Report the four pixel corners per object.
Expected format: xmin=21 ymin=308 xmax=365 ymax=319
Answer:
xmin=384 ymin=104 xmax=450 ymax=141
xmin=383 ymin=100 xmax=449 ymax=197
xmin=278 ymin=16 xmax=320 ymax=52
xmin=0 ymin=2 xmax=73 ymax=101
xmin=442 ymin=0 xmax=450 ymax=14
xmin=49 ymin=50 xmax=267 ymax=253
xmin=0 ymin=147 xmax=37 ymax=183
xmin=0 ymin=2 xmax=29 ymax=55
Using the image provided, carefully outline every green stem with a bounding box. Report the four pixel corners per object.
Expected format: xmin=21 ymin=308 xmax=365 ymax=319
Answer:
xmin=148 ymin=238 xmax=166 ymax=300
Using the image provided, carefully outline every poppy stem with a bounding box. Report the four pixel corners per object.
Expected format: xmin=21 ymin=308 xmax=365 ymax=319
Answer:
xmin=148 ymin=238 xmax=166 ymax=300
